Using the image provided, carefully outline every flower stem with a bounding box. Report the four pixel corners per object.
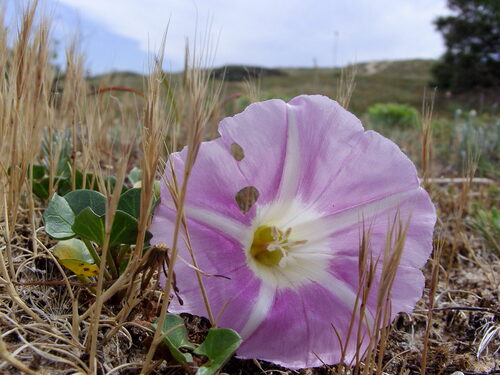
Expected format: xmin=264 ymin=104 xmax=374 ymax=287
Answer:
xmin=83 ymin=238 xmax=112 ymax=280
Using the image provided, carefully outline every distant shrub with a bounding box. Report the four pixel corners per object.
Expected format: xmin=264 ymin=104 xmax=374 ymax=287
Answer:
xmin=367 ymin=103 xmax=419 ymax=129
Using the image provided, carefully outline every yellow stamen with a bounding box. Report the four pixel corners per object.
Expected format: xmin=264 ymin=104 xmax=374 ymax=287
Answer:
xmin=250 ymin=226 xmax=306 ymax=267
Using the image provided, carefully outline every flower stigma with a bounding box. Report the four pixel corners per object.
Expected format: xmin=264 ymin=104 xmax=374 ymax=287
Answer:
xmin=250 ymin=225 xmax=307 ymax=268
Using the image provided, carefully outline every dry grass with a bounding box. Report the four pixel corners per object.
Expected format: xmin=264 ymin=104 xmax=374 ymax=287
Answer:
xmin=0 ymin=3 xmax=498 ymax=375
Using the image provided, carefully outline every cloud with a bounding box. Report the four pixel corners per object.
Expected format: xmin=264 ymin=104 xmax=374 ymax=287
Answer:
xmin=54 ymin=0 xmax=449 ymax=71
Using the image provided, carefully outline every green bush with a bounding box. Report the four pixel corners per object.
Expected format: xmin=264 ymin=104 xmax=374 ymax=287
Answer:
xmin=367 ymin=103 xmax=419 ymax=129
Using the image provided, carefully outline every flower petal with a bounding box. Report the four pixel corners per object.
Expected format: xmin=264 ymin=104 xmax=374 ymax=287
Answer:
xmin=160 ymin=137 xmax=256 ymax=227
xmin=238 ymin=283 xmax=369 ymax=369
xmin=320 ymin=187 xmax=435 ymax=269
xmin=281 ymin=95 xmax=365 ymax=205
xmin=151 ymin=206 xmax=262 ymax=332
xmin=310 ymin=129 xmax=421 ymax=215
xmin=218 ymin=99 xmax=288 ymax=205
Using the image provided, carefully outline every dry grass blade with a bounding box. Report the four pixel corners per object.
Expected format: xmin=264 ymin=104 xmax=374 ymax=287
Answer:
xmin=141 ymin=32 xmax=222 ymax=373
xmin=421 ymin=235 xmax=444 ymax=375
xmin=420 ymin=88 xmax=435 ymax=189
xmin=336 ymin=63 xmax=357 ymax=109
xmin=0 ymin=337 xmax=38 ymax=375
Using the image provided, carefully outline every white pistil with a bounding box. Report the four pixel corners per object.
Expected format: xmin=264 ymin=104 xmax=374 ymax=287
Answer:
xmin=266 ymin=226 xmax=307 ymax=268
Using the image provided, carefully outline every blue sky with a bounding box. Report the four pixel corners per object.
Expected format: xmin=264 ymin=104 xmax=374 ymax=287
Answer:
xmin=5 ymin=0 xmax=450 ymax=74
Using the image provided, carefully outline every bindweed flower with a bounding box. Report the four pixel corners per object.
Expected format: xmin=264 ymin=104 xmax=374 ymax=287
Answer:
xmin=151 ymin=95 xmax=436 ymax=368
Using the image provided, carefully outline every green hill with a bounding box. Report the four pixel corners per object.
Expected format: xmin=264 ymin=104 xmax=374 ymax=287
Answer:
xmin=88 ymin=59 xmax=497 ymax=117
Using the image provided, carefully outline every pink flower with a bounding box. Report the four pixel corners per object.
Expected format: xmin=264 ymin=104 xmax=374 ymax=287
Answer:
xmin=151 ymin=95 xmax=436 ymax=368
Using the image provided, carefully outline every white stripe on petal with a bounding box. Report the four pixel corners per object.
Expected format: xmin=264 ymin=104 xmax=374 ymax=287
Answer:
xmin=300 ymin=188 xmax=420 ymax=241
xmin=276 ymin=104 xmax=301 ymax=203
xmin=316 ymin=274 xmax=375 ymax=330
xmin=240 ymin=284 xmax=276 ymax=339
xmin=184 ymin=205 xmax=250 ymax=244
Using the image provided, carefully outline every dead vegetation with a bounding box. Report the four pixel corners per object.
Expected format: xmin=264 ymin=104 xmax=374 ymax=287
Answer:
xmin=0 ymin=2 xmax=498 ymax=375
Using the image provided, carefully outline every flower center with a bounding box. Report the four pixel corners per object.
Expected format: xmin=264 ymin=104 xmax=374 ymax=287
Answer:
xmin=250 ymin=225 xmax=307 ymax=268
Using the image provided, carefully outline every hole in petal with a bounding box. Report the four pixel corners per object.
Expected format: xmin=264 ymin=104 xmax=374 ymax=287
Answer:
xmin=235 ymin=186 xmax=259 ymax=214
xmin=230 ymin=143 xmax=245 ymax=161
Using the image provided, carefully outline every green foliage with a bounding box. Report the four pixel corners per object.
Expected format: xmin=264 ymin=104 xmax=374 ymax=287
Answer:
xmin=367 ymin=103 xmax=419 ymax=129
xmin=467 ymin=203 xmax=500 ymax=256
xmin=127 ymin=167 xmax=142 ymax=186
xmin=117 ymin=188 xmax=142 ymax=218
xmin=431 ymin=110 xmax=499 ymax=178
xmin=72 ymin=207 xmax=106 ymax=245
xmin=456 ymin=111 xmax=499 ymax=177
xmin=154 ymin=316 xmax=242 ymax=375
xmin=43 ymin=194 xmax=76 ymax=239
xmin=153 ymin=314 xmax=196 ymax=365
xmin=65 ymin=190 xmax=107 ymax=217
xmin=194 ymin=328 xmax=242 ymax=375
xmin=43 ymin=188 xmax=153 ymax=280
xmin=30 ymin=130 xmax=132 ymax=200
xmin=431 ymin=0 xmax=500 ymax=92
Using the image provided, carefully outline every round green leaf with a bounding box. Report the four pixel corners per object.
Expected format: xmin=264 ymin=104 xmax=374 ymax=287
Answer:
xmin=117 ymin=188 xmax=141 ymax=219
xmin=72 ymin=207 xmax=105 ymax=246
xmin=43 ymin=193 xmax=76 ymax=239
xmin=109 ymin=210 xmax=141 ymax=245
xmin=194 ymin=328 xmax=242 ymax=375
xmin=32 ymin=178 xmax=50 ymax=200
xmin=65 ymin=190 xmax=106 ymax=217
xmin=153 ymin=314 xmax=195 ymax=364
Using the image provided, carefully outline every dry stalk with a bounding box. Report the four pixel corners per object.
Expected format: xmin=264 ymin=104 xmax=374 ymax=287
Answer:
xmin=447 ymin=147 xmax=479 ymax=270
xmin=86 ymin=146 xmax=132 ymax=373
xmin=0 ymin=337 xmax=38 ymax=375
xmin=0 ymin=0 xmax=53 ymax=281
xmin=420 ymin=88 xmax=435 ymax=189
xmin=243 ymin=75 xmax=262 ymax=103
xmin=141 ymin=38 xmax=221 ymax=374
xmin=107 ymin=34 xmax=174 ymax=338
xmin=0 ymin=1 xmax=53 ymax=324
xmin=421 ymin=235 xmax=444 ymax=375
xmin=336 ymin=63 xmax=357 ymax=109
xmin=358 ymin=213 xmax=409 ymax=375
xmin=57 ymin=40 xmax=87 ymax=192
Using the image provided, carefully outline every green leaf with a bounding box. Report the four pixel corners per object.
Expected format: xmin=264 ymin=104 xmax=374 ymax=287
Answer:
xmin=65 ymin=190 xmax=107 ymax=217
xmin=73 ymin=207 xmax=105 ymax=246
xmin=43 ymin=194 xmax=76 ymax=239
xmin=109 ymin=210 xmax=141 ymax=245
xmin=33 ymin=176 xmax=70 ymax=200
xmin=74 ymin=171 xmax=99 ymax=191
xmin=117 ymin=188 xmax=141 ymax=219
xmin=118 ymin=257 xmax=130 ymax=275
xmin=31 ymin=164 xmax=46 ymax=180
xmin=127 ymin=167 xmax=142 ymax=185
xmin=52 ymin=239 xmax=99 ymax=277
xmin=106 ymin=175 xmax=128 ymax=194
xmin=55 ymin=176 xmax=72 ymax=196
xmin=32 ymin=178 xmax=50 ymax=200
xmin=153 ymin=314 xmax=195 ymax=364
xmin=194 ymin=328 xmax=242 ymax=375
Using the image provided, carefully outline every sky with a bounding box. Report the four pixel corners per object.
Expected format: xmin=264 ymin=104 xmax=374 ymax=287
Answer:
xmin=5 ymin=0 xmax=450 ymax=75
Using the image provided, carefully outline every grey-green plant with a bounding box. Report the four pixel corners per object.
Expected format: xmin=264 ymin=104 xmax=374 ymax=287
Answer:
xmin=467 ymin=203 xmax=500 ymax=256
